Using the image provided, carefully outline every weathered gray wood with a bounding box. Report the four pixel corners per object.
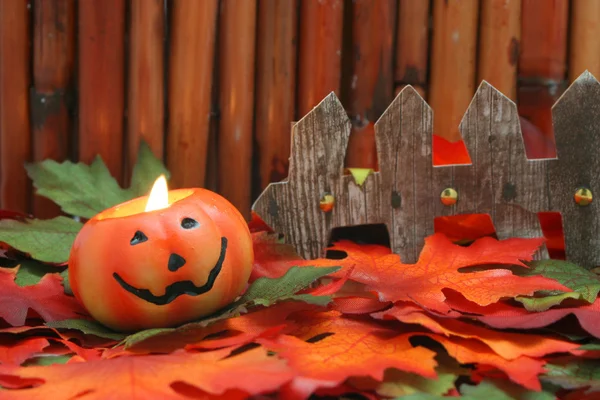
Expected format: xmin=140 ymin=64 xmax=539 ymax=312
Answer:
xmin=375 ymin=86 xmax=441 ymax=262
xmin=549 ymin=70 xmax=600 ymax=268
xmin=434 ymin=81 xmax=549 ymax=257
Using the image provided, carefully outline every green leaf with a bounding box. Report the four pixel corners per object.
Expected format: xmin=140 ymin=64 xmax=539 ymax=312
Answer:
xmin=578 ymin=343 xmax=600 ymax=351
xmin=46 ymin=319 xmax=126 ymax=341
xmin=25 ymin=141 xmax=170 ymax=219
xmin=239 ymin=266 xmax=340 ymax=307
xmin=12 ymin=260 xmax=60 ymax=286
xmin=60 ymin=269 xmax=72 ymax=295
xmin=128 ymin=141 xmax=170 ymax=197
xmin=0 ymin=217 xmax=82 ymax=264
xmin=26 ymin=157 xmax=127 ymax=219
xmin=541 ymin=360 xmax=600 ymax=393
xmin=121 ymin=265 xmax=341 ymax=349
xmin=23 ymin=355 xmax=72 ymax=366
xmin=515 ymin=260 xmax=600 ymax=311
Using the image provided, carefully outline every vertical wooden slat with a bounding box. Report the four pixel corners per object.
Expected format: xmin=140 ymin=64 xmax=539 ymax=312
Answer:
xmin=394 ymin=0 xmax=431 ymax=96
xmin=477 ymin=0 xmax=521 ymax=101
xmin=127 ymin=0 xmax=165 ymax=181
xmin=428 ymin=0 xmax=479 ymax=143
xmin=297 ymin=0 xmax=344 ymax=118
xmin=569 ymin=0 xmax=600 ymax=81
xmin=31 ymin=0 xmax=75 ymax=218
xmin=345 ymin=0 xmax=396 ymax=170
xmin=78 ymin=0 xmax=126 ymax=182
xmin=0 ymin=0 xmax=31 ymax=213
xmin=167 ymin=0 xmax=218 ymax=189
xmin=254 ymin=0 xmax=298 ymax=190
xmin=517 ymin=0 xmax=568 ymax=159
xmin=218 ymin=0 xmax=257 ymax=218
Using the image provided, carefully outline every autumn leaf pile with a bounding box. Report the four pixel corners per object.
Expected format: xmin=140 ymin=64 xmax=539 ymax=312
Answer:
xmin=1 ymin=143 xmax=600 ymax=399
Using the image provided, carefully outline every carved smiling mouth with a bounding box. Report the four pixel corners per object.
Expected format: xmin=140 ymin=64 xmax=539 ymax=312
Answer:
xmin=113 ymin=237 xmax=228 ymax=306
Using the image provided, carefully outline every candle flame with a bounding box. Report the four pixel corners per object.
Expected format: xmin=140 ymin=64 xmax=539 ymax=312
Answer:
xmin=145 ymin=175 xmax=169 ymax=212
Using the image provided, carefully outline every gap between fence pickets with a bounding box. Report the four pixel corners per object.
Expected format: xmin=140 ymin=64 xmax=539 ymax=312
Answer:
xmin=252 ymin=70 xmax=600 ymax=269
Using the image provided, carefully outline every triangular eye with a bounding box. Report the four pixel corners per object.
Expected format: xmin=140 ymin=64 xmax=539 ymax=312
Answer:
xmin=130 ymin=230 xmax=148 ymax=245
xmin=181 ymin=218 xmax=199 ymax=229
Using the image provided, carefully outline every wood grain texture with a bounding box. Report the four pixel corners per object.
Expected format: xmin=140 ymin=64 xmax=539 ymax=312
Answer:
xmin=218 ymin=0 xmax=257 ymax=219
xmin=254 ymin=0 xmax=298 ymax=190
xmin=519 ymin=0 xmax=568 ymax=81
xmin=428 ymin=0 xmax=479 ymax=142
xmin=167 ymin=0 xmax=218 ymax=189
xmin=345 ymin=0 xmax=396 ymax=170
xmin=127 ymin=0 xmax=165 ymax=182
xmin=569 ymin=0 xmax=600 ymax=81
xmin=297 ymin=0 xmax=344 ymax=118
xmin=549 ymin=71 xmax=600 ymax=268
xmin=31 ymin=0 xmax=75 ymax=218
xmin=78 ymin=0 xmax=126 ymax=182
xmin=478 ymin=0 xmax=521 ymax=101
xmin=0 ymin=0 xmax=31 ymax=213
xmin=395 ymin=0 xmax=430 ymax=88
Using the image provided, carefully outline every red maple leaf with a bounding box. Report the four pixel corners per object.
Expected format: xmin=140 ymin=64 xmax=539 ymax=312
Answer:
xmin=0 ymin=347 xmax=293 ymax=399
xmin=375 ymin=303 xmax=581 ymax=359
xmin=0 ymin=338 xmax=49 ymax=366
xmin=445 ymin=290 xmax=600 ymax=339
xmin=0 ymin=268 xmax=86 ymax=326
xmin=303 ymin=234 xmax=570 ymax=313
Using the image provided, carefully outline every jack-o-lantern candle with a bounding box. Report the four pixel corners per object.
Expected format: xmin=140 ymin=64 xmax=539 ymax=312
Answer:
xmin=68 ymin=176 xmax=253 ymax=332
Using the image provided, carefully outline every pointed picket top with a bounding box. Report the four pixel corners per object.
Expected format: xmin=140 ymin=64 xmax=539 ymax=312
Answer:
xmin=549 ymin=69 xmax=600 ymax=267
xmin=288 ymin=92 xmax=351 ymax=179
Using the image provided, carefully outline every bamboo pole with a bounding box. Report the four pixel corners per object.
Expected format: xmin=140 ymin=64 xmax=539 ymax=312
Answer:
xmin=345 ymin=0 xmax=396 ymax=170
xmin=255 ymin=0 xmax=298 ymax=190
xmin=297 ymin=0 xmax=344 ymax=118
xmin=394 ymin=0 xmax=430 ymax=96
xmin=517 ymin=0 xmax=568 ymax=160
xmin=428 ymin=0 xmax=479 ymax=143
xmin=127 ymin=0 xmax=165 ymax=182
xmin=218 ymin=0 xmax=257 ymax=219
xmin=0 ymin=0 xmax=31 ymax=213
xmin=569 ymin=0 xmax=600 ymax=81
xmin=477 ymin=0 xmax=521 ymax=101
xmin=519 ymin=0 xmax=569 ymax=81
xmin=78 ymin=0 xmax=126 ymax=183
xmin=31 ymin=0 xmax=75 ymax=218
xmin=167 ymin=0 xmax=219 ymax=189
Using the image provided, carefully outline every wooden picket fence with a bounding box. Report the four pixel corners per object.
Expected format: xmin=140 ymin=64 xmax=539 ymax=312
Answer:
xmin=254 ymin=71 xmax=600 ymax=268
xmin=0 ymin=0 xmax=597 ymax=223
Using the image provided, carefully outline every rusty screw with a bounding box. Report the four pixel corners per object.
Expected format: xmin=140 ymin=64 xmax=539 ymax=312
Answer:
xmin=440 ymin=188 xmax=458 ymax=206
xmin=574 ymin=187 xmax=593 ymax=206
xmin=319 ymin=193 xmax=335 ymax=212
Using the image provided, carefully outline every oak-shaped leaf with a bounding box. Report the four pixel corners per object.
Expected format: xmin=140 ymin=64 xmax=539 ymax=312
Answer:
xmin=0 ymin=267 xmax=86 ymax=326
xmin=118 ymin=265 xmax=340 ymax=349
xmin=374 ymin=303 xmax=580 ymax=360
xmin=25 ymin=141 xmax=169 ymax=220
xmin=445 ymin=290 xmax=600 ymax=339
xmin=291 ymin=234 xmax=570 ymax=314
xmin=515 ymin=259 xmax=600 ymax=311
xmin=0 ymin=217 xmax=82 ymax=264
xmin=0 ymin=347 xmax=293 ymax=399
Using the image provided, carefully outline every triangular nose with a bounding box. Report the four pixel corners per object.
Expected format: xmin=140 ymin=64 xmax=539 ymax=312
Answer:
xmin=168 ymin=253 xmax=186 ymax=272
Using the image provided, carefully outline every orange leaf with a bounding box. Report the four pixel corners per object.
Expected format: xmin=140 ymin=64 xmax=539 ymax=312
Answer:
xmin=445 ymin=290 xmax=600 ymax=339
xmin=309 ymin=234 xmax=570 ymax=313
xmin=0 ymin=347 xmax=293 ymax=399
xmin=0 ymin=338 xmax=49 ymax=366
xmin=415 ymin=333 xmax=545 ymax=390
xmin=0 ymin=268 xmax=86 ymax=326
xmin=260 ymin=331 xmax=436 ymax=400
xmin=376 ymin=303 xmax=580 ymax=360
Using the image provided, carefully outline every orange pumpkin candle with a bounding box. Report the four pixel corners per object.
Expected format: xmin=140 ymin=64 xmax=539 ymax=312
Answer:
xmin=68 ymin=176 xmax=253 ymax=332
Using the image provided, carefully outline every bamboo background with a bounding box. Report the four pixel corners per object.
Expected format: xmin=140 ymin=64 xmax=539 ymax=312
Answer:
xmin=0 ymin=0 xmax=594 ymax=221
